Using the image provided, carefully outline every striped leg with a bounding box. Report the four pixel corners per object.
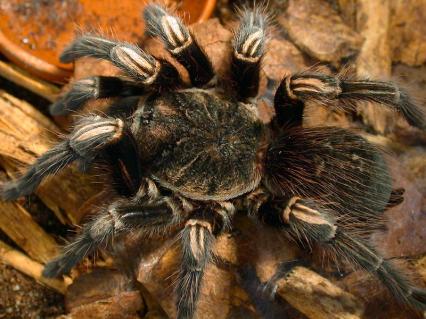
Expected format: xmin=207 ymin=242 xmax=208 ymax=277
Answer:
xmin=50 ymin=76 xmax=145 ymax=115
xmin=176 ymin=203 xmax=234 ymax=319
xmin=0 ymin=116 xmax=131 ymax=200
xmin=44 ymin=178 xmax=192 ymax=278
xmin=61 ymin=35 xmax=181 ymax=87
xmin=51 ymin=35 xmax=182 ymax=115
xmin=231 ymin=7 xmax=269 ymax=100
xmin=143 ymin=4 xmax=214 ymax=87
xmin=274 ymin=72 xmax=426 ymax=129
xmin=260 ymin=197 xmax=426 ymax=310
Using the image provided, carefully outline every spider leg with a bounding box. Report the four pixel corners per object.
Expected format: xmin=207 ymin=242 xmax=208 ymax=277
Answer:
xmin=261 ymin=259 xmax=308 ymax=299
xmin=231 ymin=7 xmax=269 ymax=100
xmin=60 ymin=35 xmax=181 ymax=88
xmin=177 ymin=216 xmax=215 ymax=319
xmin=50 ymin=76 xmax=145 ymax=115
xmin=0 ymin=115 xmax=139 ymax=200
xmin=274 ymin=72 xmax=426 ymax=129
xmin=261 ymin=197 xmax=426 ymax=310
xmin=176 ymin=203 xmax=233 ymax=319
xmin=43 ymin=179 xmax=190 ymax=277
xmin=143 ymin=4 xmax=214 ymax=87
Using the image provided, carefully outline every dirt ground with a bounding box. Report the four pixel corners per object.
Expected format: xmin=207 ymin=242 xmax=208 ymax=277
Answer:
xmin=0 ymin=262 xmax=64 ymax=319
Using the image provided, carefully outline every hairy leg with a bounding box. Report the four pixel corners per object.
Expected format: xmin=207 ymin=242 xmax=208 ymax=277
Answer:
xmin=43 ymin=178 xmax=192 ymax=277
xmin=50 ymin=76 xmax=145 ymax=115
xmin=259 ymin=197 xmax=426 ymax=310
xmin=0 ymin=115 xmax=135 ymax=199
xmin=273 ymin=72 xmax=426 ymax=129
xmin=60 ymin=35 xmax=181 ymax=88
xmin=143 ymin=4 xmax=214 ymax=87
xmin=231 ymin=7 xmax=269 ymax=100
xmin=176 ymin=203 xmax=234 ymax=319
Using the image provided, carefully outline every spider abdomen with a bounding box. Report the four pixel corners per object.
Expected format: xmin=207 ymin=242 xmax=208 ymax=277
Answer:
xmin=265 ymin=127 xmax=392 ymax=219
xmin=133 ymin=89 xmax=265 ymax=201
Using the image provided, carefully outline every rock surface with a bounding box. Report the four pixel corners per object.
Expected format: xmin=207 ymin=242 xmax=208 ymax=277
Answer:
xmin=278 ymin=0 xmax=363 ymax=64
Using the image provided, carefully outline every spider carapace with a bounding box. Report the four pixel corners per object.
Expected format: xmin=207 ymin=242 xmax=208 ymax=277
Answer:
xmin=138 ymin=89 xmax=264 ymax=201
xmin=1 ymin=3 xmax=426 ymax=319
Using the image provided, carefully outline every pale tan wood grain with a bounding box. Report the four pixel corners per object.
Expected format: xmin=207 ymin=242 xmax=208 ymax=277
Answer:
xmin=0 ymin=240 xmax=71 ymax=294
xmin=0 ymin=200 xmax=58 ymax=263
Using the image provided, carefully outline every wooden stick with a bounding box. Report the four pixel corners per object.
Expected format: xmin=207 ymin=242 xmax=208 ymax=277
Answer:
xmin=0 ymin=60 xmax=60 ymax=102
xmin=355 ymin=0 xmax=394 ymax=134
xmin=0 ymin=90 xmax=100 ymax=225
xmin=276 ymin=266 xmax=365 ymax=319
xmin=0 ymin=200 xmax=58 ymax=263
xmin=0 ymin=240 xmax=71 ymax=294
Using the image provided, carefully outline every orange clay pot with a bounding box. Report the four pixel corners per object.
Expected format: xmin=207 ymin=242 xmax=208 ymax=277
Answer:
xmin=0 ymin=0 xmax=216 ymax=83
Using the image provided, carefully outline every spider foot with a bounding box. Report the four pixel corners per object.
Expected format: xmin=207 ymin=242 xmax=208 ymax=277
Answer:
xmin=231 ymin=6 xmax=269 ymax=100
xmin=261 ymin=259 xmax=308 ymax=299
xmin=143 ymin=4 xmax=214 ymax=87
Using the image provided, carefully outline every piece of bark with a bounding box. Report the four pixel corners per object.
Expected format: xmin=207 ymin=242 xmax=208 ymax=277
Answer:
xmin=65 ymin=269 xmax=133 ymax=311
xmin=0 ymin=60 xmax=60 ymax=102
xmin=338 ymin=269 xmax=424 ymax=319
xmin=356 ymin=0 xmax=392 ymax=77
xmin=338 ymin=247 xmax=426 ymax=319
xmin=64 ymin=291 xmax=143 ymax=319
xmin=0 ymin=200 xmax=58 ymax=263
xmin=262 ymin=38 xmax=307 ymax=81
xmin=355 ymin=0 xmax=395 ymax=135
xmin=276 ymin=266 xmax=364 ymax=319
xmin=389 ymin=0 xmax=426 ymax=66
xmin=0 ymin=90 xmax=100 ymax=224
xmin=0 ymin=240 xmax=71 ymax=294
xmin=338 ymin=0 xmax=426 ymax=66
xmin=278 ymin=0 xmax=363 ymax=64
xmin=337 ymin=0 xmax=357 ymax=29
xmin=191 ymin=18 xmax=233 ymax=77
xmin=64 ymin=268 xmax=169 ymax=319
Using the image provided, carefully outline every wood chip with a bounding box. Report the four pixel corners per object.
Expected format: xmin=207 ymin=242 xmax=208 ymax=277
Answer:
xmin=279 ymin=0 xmax=363 ymax=64
xmin=0 ymin=60 xmax=60 ymax=102
xmin=355 ymin=0 xmax=395 ymax=134
xmin=0 ymin=240 xmax=71 ymax=294
xmin=0 ymin=200 xmax=58 ymax=263
xmin=276 ymin=266 xmax=365 ymax=319
xmin=389 ymin=0 xmax=426 ymax=66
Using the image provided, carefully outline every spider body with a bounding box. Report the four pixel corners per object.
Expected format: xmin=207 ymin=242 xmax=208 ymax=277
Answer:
xmin=1 ymin=4 xmax=426 ymax=319
xmin=135 ymin=89 xmax=264 ymax=201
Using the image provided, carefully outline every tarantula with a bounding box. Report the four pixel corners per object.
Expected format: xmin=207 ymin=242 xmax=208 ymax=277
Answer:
xmin=1 ymin=3 xmax=426 ymax=318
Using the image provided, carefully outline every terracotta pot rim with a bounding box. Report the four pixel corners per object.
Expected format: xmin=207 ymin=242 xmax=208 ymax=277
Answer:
xmin=0 ymin=0 xmax=217 ymax=83
xmin=198 ymin=0 xmax=217 ymax=22
xmin=0 ymin=30 xmax=73 ymax=83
